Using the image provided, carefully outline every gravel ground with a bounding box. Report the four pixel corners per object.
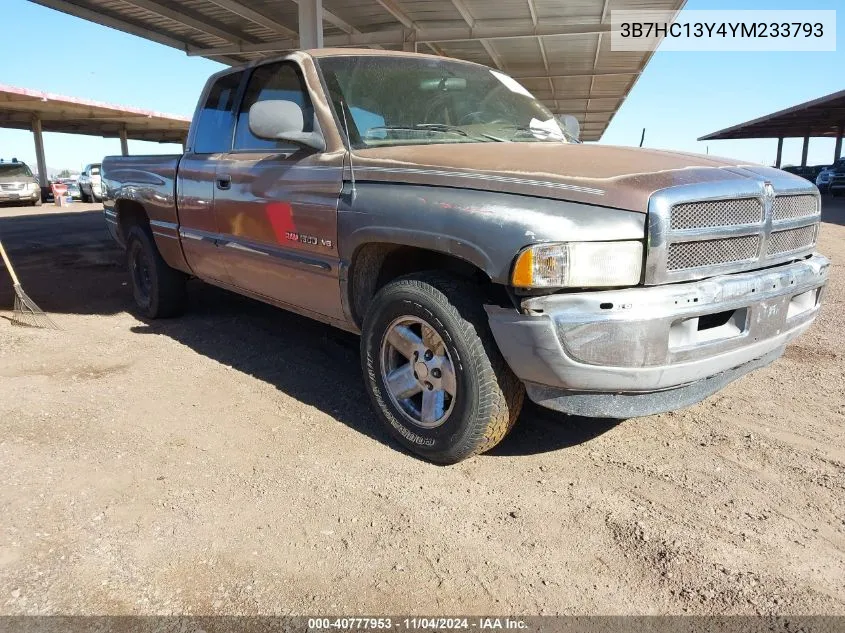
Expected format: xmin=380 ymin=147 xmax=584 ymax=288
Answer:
xmin=0 ymin=199 xmax=843 ymax=616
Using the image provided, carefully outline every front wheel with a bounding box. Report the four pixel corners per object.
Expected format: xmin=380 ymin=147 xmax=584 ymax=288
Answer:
xmin=361 ymin=273 xmax=524 ymax=464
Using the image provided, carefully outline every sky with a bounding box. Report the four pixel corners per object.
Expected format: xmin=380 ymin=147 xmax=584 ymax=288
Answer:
xmin=0 ymin=0 xmax=842 ymax=173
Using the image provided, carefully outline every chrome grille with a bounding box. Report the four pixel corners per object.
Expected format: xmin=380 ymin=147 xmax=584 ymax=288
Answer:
xmin=668 ymin=236 xmax=761 ymax=270
xmin=670 ymin=198 xmax=762 ymax=229
xmin=767 ymin=225 xmax=817 ymax=256
xmin=0 ymin=183 xmax=24 ymax=191
xmin=646 ymin=178 xmax=821 ymax=285
xmin=772 ymin=195 xmax=819 ymax=221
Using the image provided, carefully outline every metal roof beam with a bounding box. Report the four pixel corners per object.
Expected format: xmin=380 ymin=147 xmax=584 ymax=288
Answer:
xmin=373 ymin=0 xmax=415 ymax=29
xmin=288 ymin=0 xmax=355 ymax=35
xmin=446 ymin=0 xmax=504 ymax=70
xmin=524 ymin=0 xmax=555 ymax=105
xmin=119 ymin=0 xmax=253 ymax=44
xmin=187 ymin=22 xmax=612 ymax=56
xmin=28 ymin=0 xmax=244 ymax=65
xmin=205 ymin=0 xmax=298 ymax=37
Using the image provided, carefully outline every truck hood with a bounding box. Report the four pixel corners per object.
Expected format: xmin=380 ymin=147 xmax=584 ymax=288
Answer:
xmin=351 ymin=143 xmax=806 ymax=212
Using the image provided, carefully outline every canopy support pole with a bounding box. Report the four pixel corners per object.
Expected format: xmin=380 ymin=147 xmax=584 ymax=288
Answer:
xmin=119 ymin=127 xmax=129 ymax=156
xmin=298 ymin=0 xmax=323 ymax=49
xmin=775 ymin=137 xmax=783 ymax=168
xmin=31 ymin=116 xmax=48 ymax=188
xmin=801 ymin=136 xmax=810 ymax=167
xmin=834 ymin=126 xmax=843 ymax=163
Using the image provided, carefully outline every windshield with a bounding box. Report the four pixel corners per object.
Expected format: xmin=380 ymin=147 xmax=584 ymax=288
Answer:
xmin=0 ymin=164 xmax=33 ymax=178
xmin=317 ymin=55 xmax=569 ymax=149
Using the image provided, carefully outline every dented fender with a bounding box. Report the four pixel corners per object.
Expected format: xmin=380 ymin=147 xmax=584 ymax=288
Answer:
xmin=338 ymin=182 xmax=646 ymax=284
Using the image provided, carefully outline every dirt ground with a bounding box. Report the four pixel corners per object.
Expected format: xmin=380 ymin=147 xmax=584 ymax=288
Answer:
xmin=0 ymin=198 xmax=843 ymax=616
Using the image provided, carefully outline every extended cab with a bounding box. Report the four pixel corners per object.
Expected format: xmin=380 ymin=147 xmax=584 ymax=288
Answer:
xmin=103 ymin=50 xmax=828 ymax=463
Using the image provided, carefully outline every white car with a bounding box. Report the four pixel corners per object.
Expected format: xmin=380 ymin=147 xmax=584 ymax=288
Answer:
xmin=78 ymin=163 xmax=102 ymax=202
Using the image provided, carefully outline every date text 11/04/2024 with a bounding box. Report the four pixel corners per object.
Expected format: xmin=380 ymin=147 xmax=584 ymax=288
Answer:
xmin=307 ymin=617 xmax=528 ymax=630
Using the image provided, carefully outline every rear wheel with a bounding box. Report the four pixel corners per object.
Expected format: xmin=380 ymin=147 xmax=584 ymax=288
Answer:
xmin=361 ymin=272 xmax=524 ymax=464
xmin=126 ymin=225 xmax=187 ymax=318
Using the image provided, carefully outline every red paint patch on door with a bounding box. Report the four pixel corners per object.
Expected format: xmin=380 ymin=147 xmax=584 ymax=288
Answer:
xmin=266 ymin=201 xmax=294 ymax=243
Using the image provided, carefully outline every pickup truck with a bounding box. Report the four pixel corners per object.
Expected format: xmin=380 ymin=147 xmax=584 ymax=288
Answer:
xmin=103 ymin=49 xmax=828 ymax=464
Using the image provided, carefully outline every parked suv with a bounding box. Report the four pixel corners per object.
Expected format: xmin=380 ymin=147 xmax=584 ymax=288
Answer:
xmin=0 ymin=159 xmax=42 ymax=206
xmin=78 ymin=163 xmax=103 ymax=202
xmin=816 ymin=166 xmax=835 ymax=193
xmin=826 ymin=159 xmax=845 ymax=197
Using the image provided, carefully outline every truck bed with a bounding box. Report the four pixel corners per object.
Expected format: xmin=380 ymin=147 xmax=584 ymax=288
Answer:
xmin=102 ymin=154 xmax=182 ymax=243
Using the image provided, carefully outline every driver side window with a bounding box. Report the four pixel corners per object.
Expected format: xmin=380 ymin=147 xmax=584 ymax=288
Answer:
xmin=234 ymin=61 xmax=314 ymax=151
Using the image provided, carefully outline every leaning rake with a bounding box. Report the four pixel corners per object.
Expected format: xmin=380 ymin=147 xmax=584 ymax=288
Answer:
xmin=0 ymin=239 xmax=59 ymax=329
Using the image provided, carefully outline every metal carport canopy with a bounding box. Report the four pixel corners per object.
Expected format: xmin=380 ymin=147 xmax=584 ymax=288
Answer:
xmin=0 ymin=83 xmax=191 ymax=186
xmin=29 ymin=0 xmax=686 ymax=142
xmin=699 ymin=89 xmax=845 ymax=168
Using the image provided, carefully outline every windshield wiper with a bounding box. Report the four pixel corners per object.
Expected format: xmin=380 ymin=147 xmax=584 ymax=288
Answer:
xmin=363 ymin=124 xmax=502 ymax=142
xmin=365 ymin=124 xmax=469 ymax=137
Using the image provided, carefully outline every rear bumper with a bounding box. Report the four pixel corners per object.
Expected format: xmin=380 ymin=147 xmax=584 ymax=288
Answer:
xmin=486 ymin=255 xmax=829 ymax=417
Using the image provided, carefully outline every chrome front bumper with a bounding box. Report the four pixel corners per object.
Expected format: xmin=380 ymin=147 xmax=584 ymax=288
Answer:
xmin=486 ymin=255 xmax=829 ymax=417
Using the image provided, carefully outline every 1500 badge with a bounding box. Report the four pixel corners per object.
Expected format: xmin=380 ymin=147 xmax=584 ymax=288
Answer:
xmin=285 ymin=231 xmax=332 ymax=248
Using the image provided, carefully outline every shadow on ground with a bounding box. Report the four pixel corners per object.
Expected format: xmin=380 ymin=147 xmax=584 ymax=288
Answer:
xmin=1 ymin=206 xmax=619 ymax=458
xmin=129 ymin=282 xmax=620 ymax=459
xmin=0 ymin=209 xmax=126 ymax=316
xmin=821 ymin=194 xmax=845 ymax=227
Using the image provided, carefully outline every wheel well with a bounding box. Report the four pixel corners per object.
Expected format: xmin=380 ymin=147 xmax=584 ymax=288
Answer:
xmin=115 ymin=200 xmax=150 ymax=243
xmin=348 ymin=243 xmax=504 ymax=327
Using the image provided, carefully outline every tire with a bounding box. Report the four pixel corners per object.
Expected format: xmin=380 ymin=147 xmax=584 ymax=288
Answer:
xmin=80 ymin=187 xmax=91 ymax=203
xmin=361 ymin=272 xmax=524 ymax=464
xmin=125 ymin=225 xmax=187 ymax=318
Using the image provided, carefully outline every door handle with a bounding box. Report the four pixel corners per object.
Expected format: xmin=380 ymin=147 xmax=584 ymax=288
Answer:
xmin=216 ymin=175 xmax=232 ymax=190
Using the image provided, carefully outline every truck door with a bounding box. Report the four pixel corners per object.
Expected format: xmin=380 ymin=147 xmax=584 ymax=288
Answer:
xmin=212 ymin=60 xmax=345 ymax=322
xmin=176 ymin=69 xmax=244 ymax=285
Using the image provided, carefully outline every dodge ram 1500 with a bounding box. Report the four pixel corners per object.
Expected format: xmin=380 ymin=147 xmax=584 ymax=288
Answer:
xmin=103 ymin=49 xmax=828 ymax=463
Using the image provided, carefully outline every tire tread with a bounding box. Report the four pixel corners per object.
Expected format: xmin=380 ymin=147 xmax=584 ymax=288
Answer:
xmin=363 ymin=272 xmax=524 ymax=463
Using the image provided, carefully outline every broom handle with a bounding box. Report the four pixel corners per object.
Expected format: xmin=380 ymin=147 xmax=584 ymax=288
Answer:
xmin=0 ymin=240 xmax=21 ymax=286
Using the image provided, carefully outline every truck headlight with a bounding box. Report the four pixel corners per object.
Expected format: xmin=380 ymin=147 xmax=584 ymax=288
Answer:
xmin=511 ymin=241 xmax=643 ymax=288
xmin=27 ymin=182 xmax=39 ymax=191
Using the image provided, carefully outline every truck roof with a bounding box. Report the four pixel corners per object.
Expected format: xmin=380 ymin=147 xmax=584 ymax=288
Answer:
xmin=305 ymin=48 xmax=452 ymax=61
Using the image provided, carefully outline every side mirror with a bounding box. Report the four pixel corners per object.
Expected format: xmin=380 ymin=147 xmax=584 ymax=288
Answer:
xmin=248 ymin=100 xmax=325 ymax=152
xmin=558 ymin=114 xmax=581 ymax=143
